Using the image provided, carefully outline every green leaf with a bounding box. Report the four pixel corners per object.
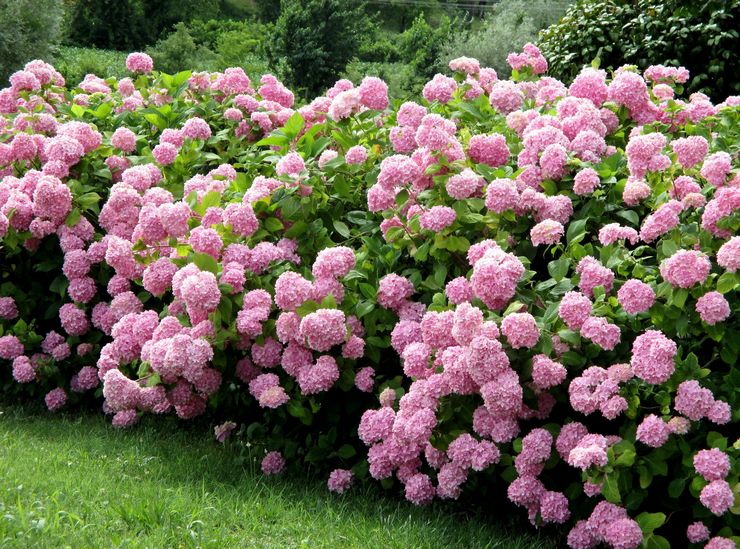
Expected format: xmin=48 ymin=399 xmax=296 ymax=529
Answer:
xmin=716 ymin=272 xmax=737 ymax=294
xmin=264 ymin=217 xmax=284 ymax=232
xmin=566 ymin=218 xmax=588 ymax=245
xmin=196 ymin=190 xmax=221 ymax=215
xmin=615 ymin=448 xmax=636 ymax=467
xmin=644 ymin=456 xmax=668 ymax=476
xmin=173 ymin=70 xmax=192 ymax=87
xmin=284 ymin=220 xmax=307 ymax=238
xmin=669 ymin=288 xmax=688 ymax=309
xmin=337 ymin=444 xmax=356 ymax=459
xmin=433 ymin=263 xmax=448 ymax=288
xmin=548 ymin=257 xmax=570 ymax=282
xmin=359 ymin=283 xmax=376 ymax=300
xmin=667 ymin=478 xmax=686 ymax=498
xmin=320 ymin=294 xmax=337 ymax=309
xmin=356 ymin=300 xmax=375 ymax=318
xmin=70 ymin=104 xmax=85 ymax=118
xmin=144 ymin=112 xmax=167 ymax=129
xmin=287 ymin=400 xmax=307 ymax=418
xmin=332 ymin=220 xmax=350 ymax=238
xmin=65 ymin=208 xmax=81 ymax=227
xmin=146 ymin=372 xmax=161 ymax=387
xmin=296 ymin=300 xmax=320 ymax=317
xmin=77 ymin=192 xmax=101 ymax=210
xmin=558 ymin=329 xmax=581 ymax=346
xmin=281 ymin=112 xmax=305 ymax=139
xmin=707 ymin=431 xmax=728 ymax=451
xmin=644 ymin=535 xmax=670 ymax=549
xmin=615 ymin=209 xmax=639 ymax=226
xmin=637 ymin=465 xmax=653 ymax=489
xmin=602 ymin=473 xmax=621 ymax=503
xmin=636 ymin=512 xmax=666 ymax=534
xmin=192 ymin=253 xmax=219 ymax=274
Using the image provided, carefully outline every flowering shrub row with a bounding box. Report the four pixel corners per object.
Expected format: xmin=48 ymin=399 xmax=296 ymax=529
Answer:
xmin=1 ymin=48 xmax=738 ymax=547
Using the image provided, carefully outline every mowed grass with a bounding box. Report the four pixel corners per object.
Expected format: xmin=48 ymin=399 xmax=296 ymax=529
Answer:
xmin=0 ymin=405 xmax=556 ymax=548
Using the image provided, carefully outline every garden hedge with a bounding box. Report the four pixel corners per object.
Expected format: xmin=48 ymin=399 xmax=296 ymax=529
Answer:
xmin=1 ymin=48 xmax=738 ymax=547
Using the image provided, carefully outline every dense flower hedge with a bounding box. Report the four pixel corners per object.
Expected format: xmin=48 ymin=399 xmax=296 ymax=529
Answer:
xmin=1 ymin=47 xmax=738 ymax=548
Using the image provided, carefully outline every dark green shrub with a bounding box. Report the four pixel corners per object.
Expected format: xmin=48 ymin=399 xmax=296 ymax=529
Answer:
xmin=342 ymin=60 xmax=417 ymax=98
xmin=54 ymin=46 xmax=128 ymax=86
xmin=146 ymin=19 xmax=270 ymax=77
xmin=146 ymin=23 xmax=220 ymax=74
xmin=539 ymin=0 xmax=740 ymax=100
xmin=185 ymin=19 xmax=270 ymax=50
xmin=65 ymin=0 xmax=221 ymax=50
xmin=0 ymin=0 xmax=64 ymax=83
xmin=399 ymin=13 xmax=453 ymax=81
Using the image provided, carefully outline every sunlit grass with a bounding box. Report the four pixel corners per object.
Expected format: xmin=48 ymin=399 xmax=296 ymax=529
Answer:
xmin=0 ymin=405 xmax=557 ymax=548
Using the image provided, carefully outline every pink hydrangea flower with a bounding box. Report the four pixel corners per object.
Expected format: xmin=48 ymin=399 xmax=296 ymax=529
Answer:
xmin=489 ymin=80 xmax=524 ymax=114
xmin=0 ymin=335 xmax=24 ymax=360
xmin=485 ymin=178 xmax=519 ymax=213
xmin=419 ymin=206 xmax=456 ymax=232
xmin=530 ymin=219 xmax=564 ymax=246
xmin=705 ymin=537 xmax=735 ymax=549
xmin=694 ymin=448 xmax=731 ymax=481
xmin=470 ymin=247 xmax=524 ymax=310
xmin=617 ymin=279 xmax=655 ymax=315
xmin=446 ymin=169 xmax=483 ymax=199
xmin=152 ymin=142 xmax=178 ymax=165
xmin=576 ymin=256 xmax=613 ymax=297
xmin=636 ymin=414 xmax=670 ymax=447
xmin=45 ymin=387 xmax=67 ymax=411
xmin=558 ymin=291 xmax=592 ymax=330
xmin=358 ymin=76 xmax=389 ymax=110
xmin=261 ymin=451 xmax=286 ymax=475
xmin=695 ymin=291 xmax=731 ymax=325
xmin=404 ymin=473 xmax=435 ymax=505
xmin=299 ymin=309 xmax=347 ymax=352
xmin=182 ymin=117 xmax=211 ymax=140
xmin=298 ymin=355 xmax=340 ymax=395
xmin=501 ymin=313 xmax=540 ymax=349
xmin=671 ymin=135 xmax=709 ymax=168
xmin=327 ymin=469 xmax=354 ymax=494
xmin=468 ymin=134 xmax=510 ymax=167
xmin=700 ymin=480 xmax=734 ymax=515
xmin=717 ymin=237 xmax=740 ymax=272
xmin=111 ymin=127 xmax=137 ymax=152
xmin=660 ymin=250 xmax=711 ymax=288
xmin=631 ymin=330 xmax=677 ymax=384
xmin=603 ymin=518 xmax=643 ymax=549
xmin=345 ymin=145 xmax=368 ymax=165
xmin=686 ymin=522 xmax=710 ymax=543
xmin=126 ymin=52 xmax=154 ymax=74
xmin=700 ymin=151 xmax=732 ymax=186
xmin=422 ymin=74 xmax=457 ymax=104
xmin=580 ymin=316 xmax=620 ymax=350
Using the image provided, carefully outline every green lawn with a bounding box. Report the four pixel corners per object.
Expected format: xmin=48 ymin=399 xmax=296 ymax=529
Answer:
xmin=0 ymin=406 xmax=556 ymax=548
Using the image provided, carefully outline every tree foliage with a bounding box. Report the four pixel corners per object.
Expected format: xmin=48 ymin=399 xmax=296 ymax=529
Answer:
xmin=269 ymin=0 xmax=372 ymax=97
xmin=0 ymin=0 xmax=64 ymax=83
xmin=539 ymin=0 xmax=740 ymax=100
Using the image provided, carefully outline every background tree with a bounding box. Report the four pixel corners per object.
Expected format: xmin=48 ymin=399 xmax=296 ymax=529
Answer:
xmin=0 ymin=0 xmax=64 ymax=83
xmin=400 ymin=13 xmax=453 ymax=81
xmin=66 ymin=0 xmax=221 ymax=51
xmin=437 ymin=0 xmax=569 ymax=79
xmin=269 ymin=0 xmax=372 ymax=97
xmin=539 ymin=0 xmax=740 ymax=100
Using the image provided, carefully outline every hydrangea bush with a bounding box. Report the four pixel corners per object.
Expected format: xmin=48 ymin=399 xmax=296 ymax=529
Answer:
xmin=1 ymin=48 xmax=738 ymax=547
